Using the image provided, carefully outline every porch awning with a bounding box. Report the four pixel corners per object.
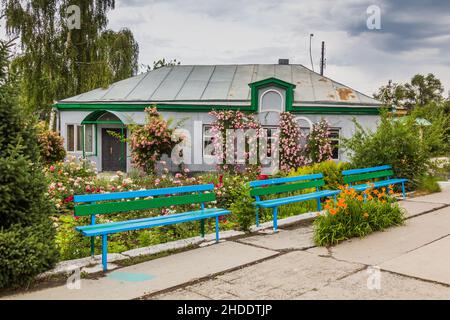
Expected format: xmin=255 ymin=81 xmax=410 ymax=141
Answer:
xmin=81 ymin=110 xmax=145 ymax=125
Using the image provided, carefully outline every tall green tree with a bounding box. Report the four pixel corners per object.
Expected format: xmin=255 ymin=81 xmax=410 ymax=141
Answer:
xmin=0 ymin=39 xmax=58 ymax=288
xmin=374 ymin=73 xmax=444 ymax=111
xmin=2 ymin=0 xmax=139 ymax=119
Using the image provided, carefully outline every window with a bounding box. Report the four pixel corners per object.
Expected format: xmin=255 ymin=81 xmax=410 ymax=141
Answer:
xmin=76 ymin=125 xmax=83 ymax=151
xmin=261 ymin=126 xmax=278 ymax=159
xmin=203 ymin=125 xmax=216 ymax=162
xmin=67 ymin=125 xmax=74 ymax=151
xmin=299 ymin=127 xmax=340 ymax=159
xmin=66 ymin=124 xmax=94 ymax=153
xmin=329 ymin=128 xmax=340 ymax=160
xmin=260 ymin=89 xmax=283 ymax=112
xmin=84 ymin=125 xmax=94 ymax=153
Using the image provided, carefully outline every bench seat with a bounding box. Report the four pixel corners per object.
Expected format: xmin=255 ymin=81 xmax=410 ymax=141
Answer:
xmin=350 ymin=178 xmax=408 ymax=192
xmin=342 ymin=165 xmax=408 ymax=198
xmin=254 ymin=190 xmax=340 ymax=208
xmin=76 ymin=208 xmax=230 ymax=237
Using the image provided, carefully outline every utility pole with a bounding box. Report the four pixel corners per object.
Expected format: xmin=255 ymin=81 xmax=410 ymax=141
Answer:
xmin=309 ymin=34 xmax=314 ymax=71
xmin=320 ymin=41 xmax=326 ymax=76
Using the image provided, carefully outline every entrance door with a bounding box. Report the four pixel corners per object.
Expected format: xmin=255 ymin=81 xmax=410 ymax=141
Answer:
xmin=102 ymin=128 xmax=126 ymax=172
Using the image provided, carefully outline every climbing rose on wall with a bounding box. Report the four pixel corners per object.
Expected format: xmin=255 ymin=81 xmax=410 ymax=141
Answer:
xmin=279 ymin=112 xmax=309 ymax=171
xmin=307 ymin=119 xmax=333 ymax=163
xmin=209 ymin=110 xmax=262 ymax=174
xmin=129 ymin=107 xmax=183 ymax=173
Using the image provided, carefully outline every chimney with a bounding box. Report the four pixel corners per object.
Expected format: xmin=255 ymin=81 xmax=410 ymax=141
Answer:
xmin=278 ymin=59 xmax=289 ymax=65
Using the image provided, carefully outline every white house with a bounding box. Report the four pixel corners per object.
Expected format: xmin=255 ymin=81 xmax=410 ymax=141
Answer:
xmin=54 ymin=61 xmax=381 ymax=173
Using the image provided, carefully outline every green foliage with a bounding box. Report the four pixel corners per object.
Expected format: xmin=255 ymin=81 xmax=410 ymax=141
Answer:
xmin=2 ymin=0 xmax=139 ymax=118
xmin=0 ymin=41 xmax=58 ymax=287
xmin=375 ymin=74 xmax=445 ymax=111
xmin=343 ymin=111 xmax=429 ymax=189
xmin=416 ymin=175 xmax=441 ymax=194
xmin=411 ymin=101 xmax=450 ymax=156
xmin=290 ymin=160 xmax=351 ymax=190
xmin=229 ymin=184 xmax=255 ymax=231
xmin=314 ymin=188 xmax=404 ymax=246
xmin=36 ymin=121 xmax=66 ymax=164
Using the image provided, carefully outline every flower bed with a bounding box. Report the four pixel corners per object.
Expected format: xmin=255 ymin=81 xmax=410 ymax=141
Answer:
xmin=313 ymin=185 xmax=405 ymax=246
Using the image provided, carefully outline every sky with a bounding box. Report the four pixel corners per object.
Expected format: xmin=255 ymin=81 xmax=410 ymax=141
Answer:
xmin=106 ymin=0 xmax=450 ymax=97
xmin=1 ymin=0 xmax=449 ymax=97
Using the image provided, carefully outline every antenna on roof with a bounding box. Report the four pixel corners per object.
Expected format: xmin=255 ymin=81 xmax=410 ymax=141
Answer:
xmin=320 ymin=41 xmax=326 ymax=76
xmin=309 ymin=34 xmax=314 ymax=71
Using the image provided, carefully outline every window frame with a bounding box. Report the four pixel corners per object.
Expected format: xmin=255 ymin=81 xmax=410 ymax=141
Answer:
xmin=66 ymin=123 xmax=95 ymax=155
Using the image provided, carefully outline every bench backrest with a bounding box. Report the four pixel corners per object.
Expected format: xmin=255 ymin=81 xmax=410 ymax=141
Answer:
xmin=73 ymin=184 xmax=216 ymax=217
xmin=341 ymin=165 xmax=393 ymax=185
xmin=249 ymin=174 xmax=325 ymax=198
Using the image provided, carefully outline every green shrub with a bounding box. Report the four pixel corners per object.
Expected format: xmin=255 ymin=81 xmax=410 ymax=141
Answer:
xmin=416 ymin=175 xmax=441 ymax=194
xmin=229 ymin=184 xmax=255 ymax=231
xmin=343 ymin=110 xmax=429 ymax=189
xmin=314 ymin=187 xmax=405 ymax=246
xmin=290 ymin=160 xmax=351 ymax=190
xmin=36 ymin=121 xmax=66 ymax=164
xmin=0 ymin=67 xmax=58 ymax=287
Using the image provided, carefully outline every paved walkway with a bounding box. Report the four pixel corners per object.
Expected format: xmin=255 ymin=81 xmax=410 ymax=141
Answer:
xmin=4 ymin=186 xmax=450 ymax=300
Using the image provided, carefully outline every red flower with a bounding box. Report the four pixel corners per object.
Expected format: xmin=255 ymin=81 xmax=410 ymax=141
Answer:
xmin=219 ymin=215 xmax=227 ymax=223
xmin=257 ymin=174 xmax=269 ymax=180
xmin=64 ymin=195 xmax=74 ymax=203
xmin=215 ymin=174 xmax=224 ymax=189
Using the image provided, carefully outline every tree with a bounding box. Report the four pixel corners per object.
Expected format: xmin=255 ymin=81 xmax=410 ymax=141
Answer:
xmin=404 ymin=74 xmax=444 ymax=107
xmin=374 ymin=74 xmax=444 ymax=111
xmin=0 ymin=39 xmax=58 ymax=288
xmin=2 ymin=0 xmax=139 ymax=119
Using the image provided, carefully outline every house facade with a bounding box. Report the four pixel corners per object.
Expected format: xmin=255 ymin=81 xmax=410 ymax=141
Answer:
xmin=54 ymin=62 xmax=381 ymax=173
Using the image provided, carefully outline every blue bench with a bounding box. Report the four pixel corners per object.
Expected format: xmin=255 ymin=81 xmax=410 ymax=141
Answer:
xmin=341 ymin=165 xmax=408 ymax=198
xmin=249 ymin=174 xmax=340 ymax=231
xmin=73 ymin=184 xmax=230 ymax=271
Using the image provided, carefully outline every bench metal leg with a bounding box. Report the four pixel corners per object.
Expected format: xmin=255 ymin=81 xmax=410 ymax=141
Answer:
xmin=273 ymin=207 xmax=278 ymax=232
xmin=401 ymin=182 xmax=406 ymax=199
xmin=215 ymin=216 xmax=220 ymax=243
xmin=102 ymin=235 xmax=108 ymax=272
xmin=200 ymin=219 xmax=205 ymax=238
xmin=255 ymin=206 xmax=260 ymax=227
xmin=90 ymin=237 xmax=95 ymax=257
xmin=316 ymin=198 xmax=321 ymax=211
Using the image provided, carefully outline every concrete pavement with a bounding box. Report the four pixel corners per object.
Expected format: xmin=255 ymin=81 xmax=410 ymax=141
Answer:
xmin=3 ymin=186 xmax=450 ymax=300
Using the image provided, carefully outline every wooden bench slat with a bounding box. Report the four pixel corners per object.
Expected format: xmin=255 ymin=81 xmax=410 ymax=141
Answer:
xmin=74 ymin=192 xmax=215 ymax=216
xmin=74 ymin=184 xmax=215 ymax=203
xmin=250 ymin=179 xmax=325 ymax=197
xmin=254 ymin=190 xmax=340 ymax=208
xmin=249 ymin=173 xmax=323 ymax=187
xmin=342 ymin=165 xmax=392 ymax=176
xmin=80 ymin=209 xmax=231 ymax=236
xmin=350 ymin=178 xmax=408 ymax=191
xmin=76 ymin=208 xmax=228 ymax=232
xmin=343 ymin=169 xmax=394 ymax=184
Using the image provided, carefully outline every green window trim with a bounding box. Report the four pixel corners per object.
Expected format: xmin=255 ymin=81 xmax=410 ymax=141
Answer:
xmin=248 ymin=77 xmax=296 ymax=112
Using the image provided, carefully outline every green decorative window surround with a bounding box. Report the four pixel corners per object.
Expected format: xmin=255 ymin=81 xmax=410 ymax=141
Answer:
xmin=248 ymin=77 xmax=296 ymax=112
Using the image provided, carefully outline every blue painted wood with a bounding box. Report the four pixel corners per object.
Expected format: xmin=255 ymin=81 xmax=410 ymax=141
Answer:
xmin=249 ymin=173 xmax=323 ymax=187
xmin=80 ymin=209 xmax=231 ymax=237
xmin=254 ymin=190 xmax=340 ymax=208
xmin=273 ymin=207 xmax=278 ymax=231
xmin=102 ymin=235 xmax=107 ymax=271
xmin=74 ymin=184 xmax=215 ymax=203
xmin=215 ymin=216 xmax=219 ymax=242
xmin=342 ymin=165 xmax=392 ymax=176
xmin=76 ymin=208 xmax=228 ymax=232
xmin=350 ymin=178 xmax=408 ymax=191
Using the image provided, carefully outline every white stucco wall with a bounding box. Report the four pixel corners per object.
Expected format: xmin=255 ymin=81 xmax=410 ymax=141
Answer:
xmin=57 ymin=109 xmax=380 ymax=173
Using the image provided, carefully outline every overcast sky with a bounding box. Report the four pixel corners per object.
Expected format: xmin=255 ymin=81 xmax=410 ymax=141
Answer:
xmin=1 ymin=0 xmax=449 ymax=97
xmin=106 ymin=0 xmax=450 ymax=97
